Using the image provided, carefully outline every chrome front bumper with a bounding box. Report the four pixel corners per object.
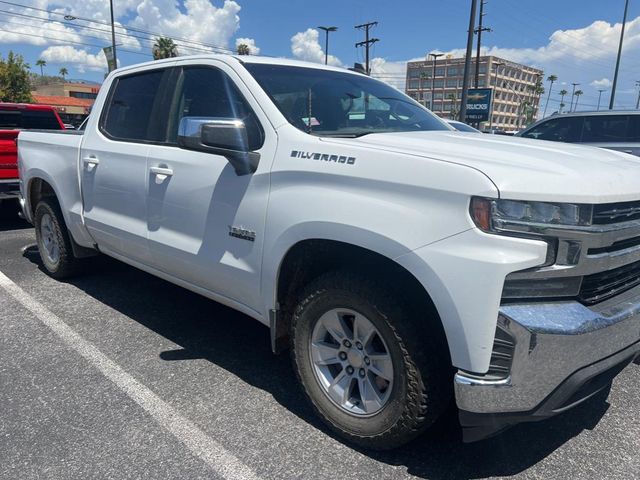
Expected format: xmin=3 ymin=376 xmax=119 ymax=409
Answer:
xmin=455 ymin=284 xmax=640 ymax=440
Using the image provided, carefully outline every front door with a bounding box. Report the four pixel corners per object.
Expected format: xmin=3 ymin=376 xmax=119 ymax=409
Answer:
xmin=145 ymin=62 xmax=275 ymax=313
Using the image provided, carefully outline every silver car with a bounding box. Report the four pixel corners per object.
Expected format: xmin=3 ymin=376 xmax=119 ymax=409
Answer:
xmin=518 ymin=110 xmax=640 ymax=157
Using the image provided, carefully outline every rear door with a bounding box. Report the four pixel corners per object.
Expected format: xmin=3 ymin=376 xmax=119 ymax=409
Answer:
xmin=80 ymin=66 xmax=173 ymax=264
xmin=144 ymin=60 xmax=275 ymax=313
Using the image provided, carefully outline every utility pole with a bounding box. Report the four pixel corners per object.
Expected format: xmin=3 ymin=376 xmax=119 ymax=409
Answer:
xmin=635 ymin=80 xmax=640 ymax=109
xmin=569 ymin=82 xmax=579 ymax=112
xmin=459 ymin=0 xmax=478 ymax=123
xmin=597 ymin=89 xmax=607 ymax=110
xmin=355 ymin=22 xmax=379 ymax=75
xmin=474 ymin=0 xmax=491 ymax=88
xmin=109 ymin=0 xmax=117 ymax=70
xmin=610 ymin=0 xmax=629 ymax=109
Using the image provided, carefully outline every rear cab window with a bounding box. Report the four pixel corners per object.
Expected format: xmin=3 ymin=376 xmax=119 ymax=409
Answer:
xmin=0 ymin=108 xmax=63 ymax=130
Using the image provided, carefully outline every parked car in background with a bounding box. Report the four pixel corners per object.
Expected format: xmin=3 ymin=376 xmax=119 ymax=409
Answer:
xmin=518 ymin=111 xmax=640 ymax=157
xmin=0 ymin=103 xmax=65 ymax=206
xmin=446 ymin=120 xmax=480 ymax=133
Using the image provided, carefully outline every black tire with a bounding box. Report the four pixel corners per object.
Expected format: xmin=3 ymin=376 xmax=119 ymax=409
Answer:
xmin=34 ymin=197 xmax=81 ymax=279
xmin=291 ymin=270 xmax=452 ymax=450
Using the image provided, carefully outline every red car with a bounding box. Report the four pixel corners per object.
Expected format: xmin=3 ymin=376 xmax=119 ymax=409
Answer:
xmin=0 ymin=103 xmax=65 ymax=204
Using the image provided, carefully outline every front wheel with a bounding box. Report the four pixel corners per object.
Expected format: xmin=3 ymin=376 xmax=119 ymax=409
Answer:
xmin=291 ymin=271 xmax=451 ymax=450
xmin=34 ymin=198 xmax=81 ymax=279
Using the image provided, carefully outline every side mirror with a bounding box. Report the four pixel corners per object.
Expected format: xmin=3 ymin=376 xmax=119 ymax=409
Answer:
xmin=177 ymin=117 xmax=260 ymax=176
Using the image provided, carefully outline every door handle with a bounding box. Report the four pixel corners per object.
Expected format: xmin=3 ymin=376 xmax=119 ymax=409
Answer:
xmin=83 ymin=156 xmax=99 ymax=170
xmin=150 ymin=166 xmax=173 ymax=184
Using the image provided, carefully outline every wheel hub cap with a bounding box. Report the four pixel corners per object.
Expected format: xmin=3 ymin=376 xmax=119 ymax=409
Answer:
xmin=39 ymin=213 xmax=60 ymax=264
xmin=310 ymin=308 xmax=394 ymax=416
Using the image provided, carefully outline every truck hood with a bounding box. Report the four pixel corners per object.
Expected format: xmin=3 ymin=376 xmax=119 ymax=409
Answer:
xmin=342 ymin=131 xmax=640 ymax=203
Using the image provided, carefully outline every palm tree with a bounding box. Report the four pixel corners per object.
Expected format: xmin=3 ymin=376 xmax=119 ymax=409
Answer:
xmin=236 ymin=43 xmax=251 ymax=55
xmin=35 ymin=59 xmax=46 ymax=76
xmin=543 ymin=74 xmax=557 ymax=118
xmin=152 ymin=37 xmax=179 ymax=60
xmin=559 ymin=89 xmax=568 ymax=113
xmin=574 ymin=90 xmax=584 ymax=111
xmin=59 ymin=67 xmax=68 ymax=80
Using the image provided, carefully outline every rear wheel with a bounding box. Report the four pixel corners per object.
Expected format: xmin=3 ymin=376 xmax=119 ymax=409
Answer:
xmin=291 ymin=270 xmax=451 ymax=450
xmin=34 ymin=197 xmax=81 ymax=279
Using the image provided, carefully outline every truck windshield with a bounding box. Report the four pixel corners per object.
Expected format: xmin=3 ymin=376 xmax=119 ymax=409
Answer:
xmin=244 ymin=64 xmax=449 ymax=137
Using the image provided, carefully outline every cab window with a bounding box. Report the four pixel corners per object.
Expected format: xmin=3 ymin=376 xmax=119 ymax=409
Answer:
xmin=581 ymin=115 xmax=630 ymax=143
xmin=167 ymin=66 xmax=264 ymax=150
xmin=100 ymin=69 xmax=168 ymax=142
xmin=521 ymin=117 xmax=583 ymax=143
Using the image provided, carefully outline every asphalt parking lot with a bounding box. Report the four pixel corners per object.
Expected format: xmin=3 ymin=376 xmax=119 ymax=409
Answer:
xmin=1 ymin=200 xmax=639 ymax=480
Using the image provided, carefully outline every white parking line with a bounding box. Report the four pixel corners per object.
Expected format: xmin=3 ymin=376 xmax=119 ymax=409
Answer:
xmin=0 ymin=271 xmax=261 ymax=480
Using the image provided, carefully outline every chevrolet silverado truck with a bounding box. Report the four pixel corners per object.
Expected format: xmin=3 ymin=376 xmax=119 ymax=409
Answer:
xmin=17 ymin=55 xmax=640 ymax=449
xmin=0 ymin=103 xmax=65 ymax=205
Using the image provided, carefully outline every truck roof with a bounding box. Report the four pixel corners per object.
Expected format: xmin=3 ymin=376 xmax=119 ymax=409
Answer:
xmin=111 ymin=54 xmax=360 ymax=76
xmin=0 ymin=102 xmax=61 ymax=111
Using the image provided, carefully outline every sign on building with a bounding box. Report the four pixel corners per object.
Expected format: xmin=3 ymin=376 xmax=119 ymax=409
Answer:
xmin=464 ymin=88 xmax=493 ymax=123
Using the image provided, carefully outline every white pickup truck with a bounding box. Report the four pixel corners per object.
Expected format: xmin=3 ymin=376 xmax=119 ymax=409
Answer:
xmin=18 ymin=55 xmax=640 ymax=449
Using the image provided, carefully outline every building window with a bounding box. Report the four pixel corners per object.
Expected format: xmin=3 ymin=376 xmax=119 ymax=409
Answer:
xmin=408 ymin=80 xmax=419 ymax=89
xmin=447 ymin=67 xmax=458 ymax=76
xmin=69 ymin=91 xmax=98 ymax=99
xmin=435 ymin=67 xmax=445 ymax=76
xmin=408 ymin=69 xmax=421 ymax=78
xmin=446 ymin=78 xmax=458 ymax=87
xmin=434 ymin=92 xmax=443 ymax=100
xmin=434 ymin=79 xmax=444 ymax=88
xmin=479 ymin=66 xmax=487 ymax=74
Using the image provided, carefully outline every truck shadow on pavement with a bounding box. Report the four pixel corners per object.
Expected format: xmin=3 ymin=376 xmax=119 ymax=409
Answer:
xmin=23 ymin=249 xmax=612 ymax=479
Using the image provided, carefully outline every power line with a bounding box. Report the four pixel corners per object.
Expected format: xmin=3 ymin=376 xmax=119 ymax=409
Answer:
xmin=0 ymin=0 xmax=235 ymax=53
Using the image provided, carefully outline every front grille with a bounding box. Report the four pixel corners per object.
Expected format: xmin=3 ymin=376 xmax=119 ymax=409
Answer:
xmin=579 ymin=259 xmax=640 ymax=305
xmin=593 ymin=201 xmax=640 ymax=225
xmin=588 ymin=235 xmax=640 ymax=255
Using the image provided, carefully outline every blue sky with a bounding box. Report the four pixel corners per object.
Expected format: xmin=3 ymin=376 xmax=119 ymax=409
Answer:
xmin=1 ymin=1 xmax=639 ymax=111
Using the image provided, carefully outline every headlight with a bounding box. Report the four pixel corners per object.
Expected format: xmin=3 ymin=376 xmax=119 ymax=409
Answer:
xmin=470 ymin=197 xmax=593 ymax=233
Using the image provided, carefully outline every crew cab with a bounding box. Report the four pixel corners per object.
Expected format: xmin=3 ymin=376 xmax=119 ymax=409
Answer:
xmin=17 ymin=55 xmax=640 ymax=449
xmin=0 ymin=103 xmax=64 ymax=204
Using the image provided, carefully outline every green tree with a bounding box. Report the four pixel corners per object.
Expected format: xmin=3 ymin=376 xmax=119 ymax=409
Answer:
xmin=236 ymin=43 xmax=251 ymax=55
xmin=35 ymin=59 xmax=46 ymax=76
xmin=152 ymin=37 xmax=179 ymax=60
xmin=574 ymin=90 xmax=584 ymax=110
xmin=59 ymin=67 xmax=68 ymax=80
xmin=0 ymin=51 xmax=33 ymax=103
xmin=558 ymin=89 xmax=568 ymax=113
xmin=542 ymin=74 xmax=557 ymax=117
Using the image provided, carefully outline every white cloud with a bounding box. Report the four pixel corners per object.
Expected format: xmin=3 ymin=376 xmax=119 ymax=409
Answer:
xmin=590 ymin=78 xmax=612 ymax=89
xmin=235 ymin=37 xmax=260 ymax=55
xmin=369 ymin=57 xmax=415 ymax=89
xmin=132 ymin=0 xmax=242 ymax=54
xmin=290 ymin=28 xmax=342 ymax=66
xmin=40 ymin=45 xmax=107 ymax=73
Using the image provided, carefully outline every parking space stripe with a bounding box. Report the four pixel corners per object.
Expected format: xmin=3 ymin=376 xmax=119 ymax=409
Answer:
xmin=0 ymin=271 xmax=261 ymax=480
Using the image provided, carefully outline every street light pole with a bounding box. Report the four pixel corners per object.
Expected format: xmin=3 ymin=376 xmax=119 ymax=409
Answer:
xmin=610 ymin=0 xmax=629 ymax=110
xmin=429 ymin=53 xmax=444 ymax=114
xmin=459 ymin=0 xmax=478 ymax=123
xmin=597 ymin=89 xmax=606 ymax=110
xmin=318 ymin=26 xmax=337 ymax=65
xmin=489 ymin=61 xmax=504 ymax=130
xmin=636 ymin=81 xmax=640 ymax=109
xmin=109 ymin=0 xmax=117 ymax=69
xmin=570 ymin=82 xmax=579 ymax=112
